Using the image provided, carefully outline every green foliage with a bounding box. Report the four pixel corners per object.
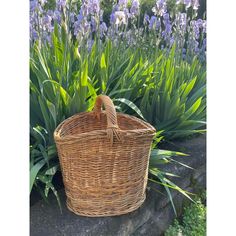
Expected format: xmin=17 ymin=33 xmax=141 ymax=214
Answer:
xmin=165 ymin=220 xmax=183 ymax=236
xmin=182 ymin=199 xmax=206 ymax=235
xmin=149 ymin=146 xmax=194 ymax=215
xmin=100 ymin=43 xmax=206 ymax=139
xmin=30 ymin=23 xmax=97 ymax=205
xmin=165 ymin=196 xmax=206 ymax=236
xmin=137 ymin=45 xmax=206 ymax=139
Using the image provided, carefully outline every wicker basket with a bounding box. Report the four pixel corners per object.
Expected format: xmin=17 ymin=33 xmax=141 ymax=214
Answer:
xmin=54 ymin=95 xmax=156 ymax=217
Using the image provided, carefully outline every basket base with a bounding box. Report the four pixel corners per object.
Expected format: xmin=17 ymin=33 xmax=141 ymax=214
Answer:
xmin=66 ymin=194 xmax=146 ymax=217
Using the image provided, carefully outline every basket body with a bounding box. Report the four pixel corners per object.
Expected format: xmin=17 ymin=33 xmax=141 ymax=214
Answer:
xmin=54 ymin=97 xmax=156 ymax=217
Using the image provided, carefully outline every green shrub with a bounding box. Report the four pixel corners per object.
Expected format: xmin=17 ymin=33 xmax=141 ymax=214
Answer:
xmin=182 ymin=199 xmax=206 ymax=236
xmin=165 ymin=220 xmax=183 ymax=236
xmin=165 ymin=196 xmax=206 ymax=236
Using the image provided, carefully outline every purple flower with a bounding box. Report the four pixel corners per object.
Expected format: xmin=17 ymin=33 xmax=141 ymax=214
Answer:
xmin=123 ymin=8 xmax=131 ymax=19
xmin=83 ymin=21 xmax=91 ymax=35
xmin=143 ymin=14 xmax=150 ymax=25
xmin=113 ymin=4 xmax=119 ymax=12
xmin=190 ymin=20 xmax=200 ymax=39
xmin=149 ymin=16 xmax=157 ymax=29
xmin=47 ymin=10 xmax=54 ymax=17
xmin=42 ymin=15 xmax=53 ymax=32
xmin=174 ymin=13 xmax=187 ymax=48
xmin=73 ymin=10 xmax=91 ymax=38
xmin=100 ymin=22 xmax=107 ymax=36
xmin=53 ymin=10 xmax=62 ymax=24
xmin=110 ymin=11 xmax=127 ymax=26
xmin=73 ymin=0 xmax=101 ymax=37
xmin=118 ymin=0 xmax=128 ymax=8
xmin=152 ymin=0 xmax=167 ymax=16
xmin=88 ymin=0 xmax=100 ymax=16
xmin=73 ymin=20 xmax=80 ymax=36
xmin=176 ymin=0 xmax=199 ymax=10
xmin=197 ymin=19 xmax=203 ymax=27
xmin=30 ymin=28 xmax=38 ymax=41
xmin=162 ymin=13 xmax=172 ymax=40
xmin=87 ymin=39 xmax=94 ymax=52
xmin=56 ymin=0 xmax=66 ymax=9
xmin=175 ymin=13 xmax=187 ymax=34
xmin=42 ymin=15 xmax=52 ymax=25
xmin=170 ymin=36 xmax=175 ymax=46
xmin=187 ymin=19 xmax=205 ymax=55
xmin=80 ymin=1 xmax=89 ymax=18
xmin=130 ymin=0 xmax=140 ymax=17
xmin=30 ymin=0 xmax=39 ymax=11
xmin=149 ymin=16 xmax=161 ymax=31
xmin=110 ymin=12 xmax=116 ymax=24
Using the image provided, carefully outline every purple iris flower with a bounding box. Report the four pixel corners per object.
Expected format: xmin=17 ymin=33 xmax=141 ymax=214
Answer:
xmin=30 ymin=0 xmax=38 ymax=11
xmin=123 ymin=8 xmax=131 ymax=19
xmin=56 ymin=0 xmax=67 ymax=9
xmin=149 ymin=16 xmax=161 ymax=31
xmin=110 ymin=12 xmax=116 ymax=25
xmin=162 ymin=13 xmax=172 ymax=39
xmin=100 ymin=22 xmax=107 ymax=36
xmin=152 ymin=0 xmax=167 ymax=16
xmin=175 ymin=13 xmax=187 ymax=34
xmin=143 ymin=14 xmax=150 ymax=25
xmin=190 ymin=20 xmax=200 ymax=39
xmin=118 ymin=0 xmax=128 ymax=8
xmin=87 ymin=39 xmax=94 ymax=52
xmin=88 ymin=0 xmax=100 ymax=16
xmin=30 ymin=28 xmax=38 ymax=41
xmin=53 ymin=10 xmax=62 ymax=24
xmin=130 ymin=0 xmax=140 ymax=17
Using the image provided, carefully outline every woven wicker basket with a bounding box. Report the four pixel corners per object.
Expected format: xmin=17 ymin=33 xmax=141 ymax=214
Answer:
xmin=54 ymin=95 xmax=156 ymax=217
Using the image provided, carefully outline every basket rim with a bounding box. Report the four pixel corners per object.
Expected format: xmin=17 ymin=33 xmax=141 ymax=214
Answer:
xmin=54 ymin=111 xmax=156 ymax=142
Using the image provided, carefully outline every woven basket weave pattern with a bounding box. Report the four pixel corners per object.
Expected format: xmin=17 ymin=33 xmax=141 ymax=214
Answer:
xmin=54 ymin=95 xmax=156 ymax=216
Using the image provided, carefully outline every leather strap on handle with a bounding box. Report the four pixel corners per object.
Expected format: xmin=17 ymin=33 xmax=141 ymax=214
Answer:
xmin=93 ymin=95 xmax=121 ymax=144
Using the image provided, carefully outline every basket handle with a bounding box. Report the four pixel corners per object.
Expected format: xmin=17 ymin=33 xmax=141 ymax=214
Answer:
xmin=93 ymin=95 xmax=121 ymax=144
